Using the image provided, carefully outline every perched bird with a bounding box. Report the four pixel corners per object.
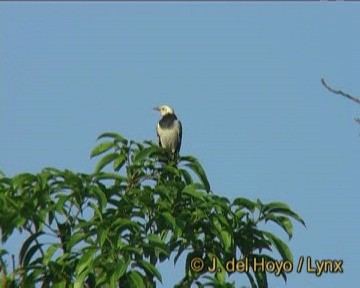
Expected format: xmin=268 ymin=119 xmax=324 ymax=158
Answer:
xmin=154 ymin=105 xmax=182 ymax=159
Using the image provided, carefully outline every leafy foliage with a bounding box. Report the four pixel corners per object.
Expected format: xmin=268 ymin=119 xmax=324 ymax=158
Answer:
xmin=0 ymin=133 xmax=305 ymax=287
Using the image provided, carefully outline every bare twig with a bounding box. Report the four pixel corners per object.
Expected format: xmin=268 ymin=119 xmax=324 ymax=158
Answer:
xmin=321 ymin=78 xmax=360 ymax=106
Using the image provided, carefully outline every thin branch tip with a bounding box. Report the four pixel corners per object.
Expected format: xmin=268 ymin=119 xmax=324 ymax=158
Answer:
xmin=321 ymin=78 xmax=360 ymax=106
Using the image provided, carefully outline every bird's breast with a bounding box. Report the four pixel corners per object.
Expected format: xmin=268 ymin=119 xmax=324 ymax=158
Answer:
xmin=157 ymin=124 xmax=180 ymax=152
xmin=159 ymin=114 xmax=178 ymax=129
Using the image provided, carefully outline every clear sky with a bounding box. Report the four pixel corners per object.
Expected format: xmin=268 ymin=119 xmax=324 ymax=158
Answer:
xmin=1 ymin=2 xmax=359 ymax=287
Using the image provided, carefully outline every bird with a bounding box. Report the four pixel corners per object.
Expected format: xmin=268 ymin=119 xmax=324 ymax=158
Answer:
xmin=154 ymin=105 xmax=182 ymax=159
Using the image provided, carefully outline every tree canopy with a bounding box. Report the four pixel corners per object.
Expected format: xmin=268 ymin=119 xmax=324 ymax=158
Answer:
xmin=0 ymin=132 xmax=305 ymax=287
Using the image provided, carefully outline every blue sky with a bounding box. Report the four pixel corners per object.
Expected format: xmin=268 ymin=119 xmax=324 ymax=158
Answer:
xmin=1 ymin=2 xmax=359 ymax=287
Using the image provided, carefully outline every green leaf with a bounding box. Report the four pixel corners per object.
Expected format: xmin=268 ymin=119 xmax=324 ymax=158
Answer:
xmin=48 ymin=209 xmax=55 ymax=226
xmin=43 ymin=167 xmax=62 ymax=174
xmin=233 ymin=197 xmax=256 ymax=212
xmin=53 ymin=281 xmax=67 ymax=288
xmin=128 ymin=271 xmax=145 ymax=288
xmin=74 ymin=270 xmax=88 ymax=288
xmin=164 ymin=165 xmax=181 ymax=177
xmin=207 ymin=253 xmax=226 ymax=284
xmin=259 ymin=254 xmax=288 ymax=283
xmin=20 ymin=231 xmax=44 ymax=266
xmin=120 ymin=245 xmax=143 ymax=256
xmin=161 ymin=211 xmax=176 ymax=230
xmin=97 ymin=132 xmax=128 ymax=145
xmin=94 ymin=152 xmax=119 ymax=173
xmin=153 ymin=186 xmax=173 ymax=201
xmin=23 ymin=243 xmax=43 ymax=266
xmin=179 ymin=168 xmax=193 ymax=185
xmin=39 ymin=170 xmax=51 ymax=190
xmin=146 ymin=234 xmax=170 ymax=257
xmin=43 ymin=243 xmax=61 ymax=265
xmin=95 ymin=270 xmax=107 ymax=287
xmin=263 ymin=231 xmax=293 ymax=262
xmin=13 ymin=173 xmax=36 ymax=189
xmin=264 ymin=214 xmax=293 ymax=240
xmin=91 ymin=186 xmax=107 ymax=210
xmin=57 ymin=221 xmax=71 ymax=246
xmin=220 ymin=229 xmax=232 ymax=252
xmin=263 ymin=202 xmax=290 ymax=212
xmin=182 ymin=184 xmax=205 ymax=200
xmin=174 ymin=243 xmax=187 ymax=265
xmin=111 ymin=218 xmax=140 ymax=233
xmin=178 ymin=155 xmax=197 ymax=163
xmin=256 ymin=198 xmax=264 ymax=210
xmin=54 ymin=194 xmax=69 ymax=214
xmin=89 ymin=201 xmax=103 ymax=221
xmin=67 ymin=232 xmax=85 ymax=249
xmin=76 ymin=249 xmax=95 ymax=277
xmin=185 ymin=162 xmax=210 ymax=192
xmin=98 ymin=227 xmax=108 ymax=246
xmin=252 ymin=258 xmax=267 ymax=288
xmin=215 ymin=265 xmax=226 ymax=284
xmin=139 ymin=260 xmax=162 ymax=283
xmin=90 ymin=141 xmax=115 ymax=158
xmin=114 ymin=153 xmax=126 ymax=171
xmin=133 ymin=146 xmax=158 ymax=164
xmin=112 ymin=258 xmax=128 ymax=280
xmin=92 ymin=172 xmax=126 ymax=182
xmin=263 ymin=202 xmax=305 ymax=226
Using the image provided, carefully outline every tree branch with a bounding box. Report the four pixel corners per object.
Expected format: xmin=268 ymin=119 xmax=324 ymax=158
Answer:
xmin=321 ymin=78 xmax=360 ymax=106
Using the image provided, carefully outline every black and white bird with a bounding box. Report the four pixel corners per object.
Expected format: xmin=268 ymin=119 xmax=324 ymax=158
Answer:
xmin=154 ymin=105 xmax=182 ymax=159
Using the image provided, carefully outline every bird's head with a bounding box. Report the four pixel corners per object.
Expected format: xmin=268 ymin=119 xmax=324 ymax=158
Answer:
xmin=154 ymin=105 xmax=175 ymax=116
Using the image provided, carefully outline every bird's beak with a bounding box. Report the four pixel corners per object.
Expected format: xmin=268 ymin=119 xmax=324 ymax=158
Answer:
xmin=153 ymin=107 xmax=160 ymax=111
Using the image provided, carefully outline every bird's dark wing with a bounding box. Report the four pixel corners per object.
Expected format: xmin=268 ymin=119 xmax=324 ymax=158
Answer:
xmin=176 ymin=120 xmax=182 ymax=155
